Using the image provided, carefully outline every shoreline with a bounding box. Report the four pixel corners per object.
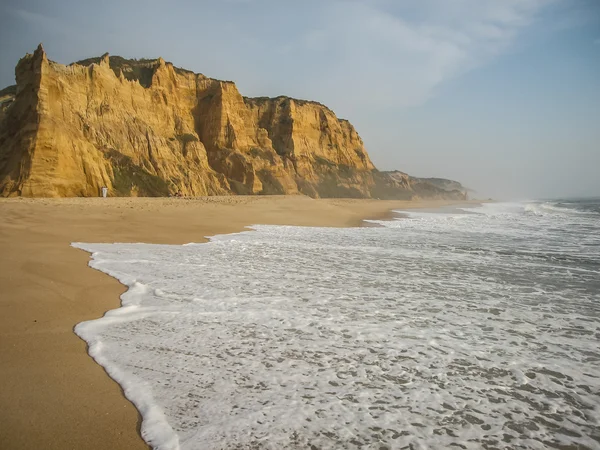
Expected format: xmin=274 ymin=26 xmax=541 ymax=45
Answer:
xmin=0 ymin=196 xmax=479 ymax=450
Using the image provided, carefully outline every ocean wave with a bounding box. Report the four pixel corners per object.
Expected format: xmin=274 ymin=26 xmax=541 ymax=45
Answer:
xmin=73 ymin=201 xmax=600 ymax=449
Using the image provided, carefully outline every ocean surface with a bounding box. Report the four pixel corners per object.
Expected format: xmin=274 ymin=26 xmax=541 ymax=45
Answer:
xmin=73 ymin=199 xmax=600 ymax=450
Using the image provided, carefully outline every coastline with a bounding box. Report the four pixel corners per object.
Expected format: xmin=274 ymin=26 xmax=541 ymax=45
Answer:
xmin=0 ymin=196 xmax=479 ymax=450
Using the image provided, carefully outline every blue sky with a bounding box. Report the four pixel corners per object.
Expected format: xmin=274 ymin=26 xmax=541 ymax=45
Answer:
xmin=0 ymin=0 xmax=598 ymax=198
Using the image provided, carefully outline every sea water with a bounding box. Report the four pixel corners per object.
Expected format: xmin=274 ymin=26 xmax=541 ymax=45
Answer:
xmin=73 ymin=200 xmax=600 ymax=450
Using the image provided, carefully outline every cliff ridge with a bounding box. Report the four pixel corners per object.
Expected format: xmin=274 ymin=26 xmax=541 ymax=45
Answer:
xmin=0 ymin=46 xmax=466 ymax=200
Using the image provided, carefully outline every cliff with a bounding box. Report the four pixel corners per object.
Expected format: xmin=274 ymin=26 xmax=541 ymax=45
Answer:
xmin=368 ymin=171 xmax=468 ymax=201
xmin=0 ymin=45 xmax=466 ymax=200
xmin=411 ymin=176 xmax=471 ymax=194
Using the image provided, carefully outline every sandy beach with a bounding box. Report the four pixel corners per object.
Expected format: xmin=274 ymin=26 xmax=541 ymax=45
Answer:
xmin=0 ymin=196 xmax=475 ymax=450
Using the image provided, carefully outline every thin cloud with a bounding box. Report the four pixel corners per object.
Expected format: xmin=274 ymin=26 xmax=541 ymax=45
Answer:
xmin=275 ymin=0 xmax=558 ymax=112
xmin=11 ymin=9 xmax=68 ymax=36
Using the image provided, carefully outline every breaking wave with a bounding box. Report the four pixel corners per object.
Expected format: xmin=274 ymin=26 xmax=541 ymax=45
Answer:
xmin=74 ymin=200 xmax=600 ymax=449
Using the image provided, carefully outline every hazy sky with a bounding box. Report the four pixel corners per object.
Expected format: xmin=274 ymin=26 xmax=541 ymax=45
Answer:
xmin=1 ymin=0 xmax=599 ymax=199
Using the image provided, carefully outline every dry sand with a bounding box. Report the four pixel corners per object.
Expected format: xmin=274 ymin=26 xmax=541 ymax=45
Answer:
xmin=0 ymin=196 xmax=477 ymax=450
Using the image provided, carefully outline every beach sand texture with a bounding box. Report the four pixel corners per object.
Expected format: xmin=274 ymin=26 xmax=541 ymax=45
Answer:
xmin=0 ymin=196 xmax=472 ymax=450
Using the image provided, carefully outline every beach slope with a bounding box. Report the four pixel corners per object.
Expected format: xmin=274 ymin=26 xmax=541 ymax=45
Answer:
xmin=0 ymin=196 xmax=472 ymax=449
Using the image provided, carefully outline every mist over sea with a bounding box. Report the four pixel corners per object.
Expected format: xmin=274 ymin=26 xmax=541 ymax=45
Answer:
xmin=74 ymin=199 xmax=600 ymax=450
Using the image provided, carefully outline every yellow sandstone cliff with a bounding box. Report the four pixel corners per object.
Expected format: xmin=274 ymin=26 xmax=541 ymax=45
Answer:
xmin=0 ymin=45 xmax=466 ymax=199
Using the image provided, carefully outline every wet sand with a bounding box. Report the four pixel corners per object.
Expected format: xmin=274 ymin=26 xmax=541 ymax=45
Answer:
xmin=0 ymin=196 xmax=477 ymax=449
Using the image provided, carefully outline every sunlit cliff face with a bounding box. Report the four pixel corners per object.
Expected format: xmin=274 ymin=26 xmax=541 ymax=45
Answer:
xmin=0 ymin=46 xmax=466 ymax=200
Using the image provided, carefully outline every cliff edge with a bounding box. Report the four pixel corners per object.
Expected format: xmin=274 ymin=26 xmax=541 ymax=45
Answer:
xmin=0 ymin=45 xmax=466 ymax=200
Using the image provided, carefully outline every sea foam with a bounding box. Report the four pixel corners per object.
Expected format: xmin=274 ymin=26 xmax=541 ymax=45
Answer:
xmin=74 ymin=201 xmax=600 ymax=449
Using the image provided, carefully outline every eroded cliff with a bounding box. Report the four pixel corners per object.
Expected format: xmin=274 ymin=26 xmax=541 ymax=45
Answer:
xmin=0 ymin=45 xmax=466 ymax=200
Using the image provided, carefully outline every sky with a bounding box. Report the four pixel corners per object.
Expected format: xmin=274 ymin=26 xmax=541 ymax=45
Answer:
xmin=0 ymin=0 xmax=599 ymax=199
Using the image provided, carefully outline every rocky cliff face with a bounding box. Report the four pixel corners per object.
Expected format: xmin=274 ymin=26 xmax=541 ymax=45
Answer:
xmin=369 ymin=171 xmax=468 ymax=201
xmin=411 ymin=176 xmax=471 ymax=194
xmin=0 ymin=45 xmax=466 ymax=200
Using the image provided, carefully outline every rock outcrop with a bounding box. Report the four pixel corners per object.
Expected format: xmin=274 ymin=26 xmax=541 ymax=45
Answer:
xmin=0 ymin=45 xmax=466 ymax=200
xmin=411 ymin=176 xmax=471 ymax=194
xmin=365 ymin=171 xmax=467 ymax=201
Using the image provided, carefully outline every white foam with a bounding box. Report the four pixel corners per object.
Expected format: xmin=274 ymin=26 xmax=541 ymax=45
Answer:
xmin=73 ymin=203 xmax=600 ymax=449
